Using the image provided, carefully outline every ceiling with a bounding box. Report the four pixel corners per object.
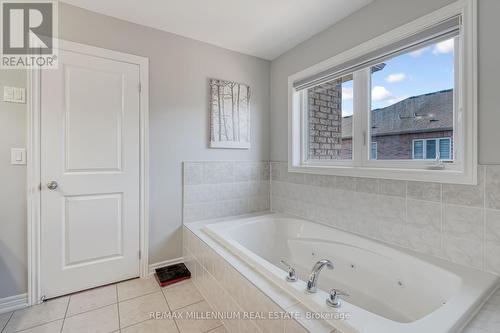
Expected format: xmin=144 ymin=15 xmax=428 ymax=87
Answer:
xmin=60 ymin=0 xmax=373 ymax=60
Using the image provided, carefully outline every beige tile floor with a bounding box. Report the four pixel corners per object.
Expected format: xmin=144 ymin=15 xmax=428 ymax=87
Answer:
xmin=0 ymin=277 xmax=227 ymax=333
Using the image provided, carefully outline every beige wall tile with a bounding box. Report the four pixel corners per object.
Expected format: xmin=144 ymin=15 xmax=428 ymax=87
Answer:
xmin=285 ymin=303 xmax=333 ymax=333
xmin=376 ymin=195 xmax=405 ymax=220
xmin=486 ymin=165 xmax=500 ymax=209
xmin=335 ymin=176 xmax=356 ymax=191
xmin=270 ymin=162 xmax=285 ymax=182
xmin=303 ymin=173 xmax=335 ymax=188
xmin=183 ymin=162 xmax=271 ymax=222
xmin=442 ymin=235 xmax=483 ymax=269
xmin=183 ymin=162 xmax=204 ymax=185
xmin=406 ymin=199 xmax=441 ymax=230
xmin=379 ymin=179 xmax=406 ymax=197
xmin=444 ymin=205 xmax=484 ymax=240
xmin=485 ymin=241 xmax=500 ymax=275
xmin=203 ymin=162 xmax=235 ymax=184
xmin=355 ymin=178 xmax=379 ymax=194
xmin=443 ymin=166 xmax=485 ymax=207
xmin=407 ymin=181 xmax=441 ymax=202
xmin=486 ymin=209 xmax=500 ymax=242
xmin=405 ymin=225 xmax=442 ymax=257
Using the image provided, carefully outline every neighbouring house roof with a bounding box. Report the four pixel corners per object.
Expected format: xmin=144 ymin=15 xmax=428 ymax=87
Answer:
xmin=342 ymin=89 xmax=453 ymax=138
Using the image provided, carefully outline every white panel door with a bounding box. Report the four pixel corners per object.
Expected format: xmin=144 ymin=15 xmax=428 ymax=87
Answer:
xmin=40 ymin=49 xmax=141 ymax=298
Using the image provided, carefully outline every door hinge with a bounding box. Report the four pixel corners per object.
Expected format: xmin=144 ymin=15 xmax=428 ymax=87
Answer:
xmin=138 ymin=250 xmax=141 ymax=259
xmin=138 ymin=82 xmax=141 ymax=93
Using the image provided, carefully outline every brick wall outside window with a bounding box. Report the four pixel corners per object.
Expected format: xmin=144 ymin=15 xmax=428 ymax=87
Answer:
xmin=308 ymin=80 xmax=343 ymax=159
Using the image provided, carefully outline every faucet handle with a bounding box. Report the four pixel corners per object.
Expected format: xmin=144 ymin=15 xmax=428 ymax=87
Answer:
xmin=326 ymin=288 xmax=349 ymax=308
xmin=280 ymin=260 xmax=297 ymax=282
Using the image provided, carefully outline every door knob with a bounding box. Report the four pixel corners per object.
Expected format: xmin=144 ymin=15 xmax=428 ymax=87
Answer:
xmin=47 ymin=181 xmax=58 ymax=190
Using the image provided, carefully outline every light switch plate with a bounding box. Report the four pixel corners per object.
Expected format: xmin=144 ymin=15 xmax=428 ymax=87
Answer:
xmin=3 ymin=86 xmax=26 ymax=103
xmin=11 ymin=148 xmax=26 ymax=165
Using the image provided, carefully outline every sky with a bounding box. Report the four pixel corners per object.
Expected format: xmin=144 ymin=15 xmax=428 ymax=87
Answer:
xmin=340 ymin=37 xmax=455 ymax=117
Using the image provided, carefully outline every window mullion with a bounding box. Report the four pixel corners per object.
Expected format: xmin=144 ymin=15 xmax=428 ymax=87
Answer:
xmin=352 ymin=69 xmax=370 ymax=166
xmin=423 ymin=139 xmax=427 ymax=160
xmin=300 ymin=91 xmax=308 ymax=165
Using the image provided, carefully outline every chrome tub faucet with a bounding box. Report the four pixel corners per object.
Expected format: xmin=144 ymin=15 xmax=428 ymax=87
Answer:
xmin=306 ymin=259 xmax=334 ymax=293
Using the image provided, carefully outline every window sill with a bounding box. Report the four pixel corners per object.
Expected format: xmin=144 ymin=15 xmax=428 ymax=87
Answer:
xmin=288 ymin=163 xmax=477 ymax=185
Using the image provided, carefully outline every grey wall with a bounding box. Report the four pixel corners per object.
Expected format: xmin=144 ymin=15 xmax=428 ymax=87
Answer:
xmin=57 ymin=3 xmax=271 ymax=265
xmin=270 ymin=0 xmax=500 ymax=164
xmin=0 ymin=69 xmax=27 ymax=298
xmin=1 ymin=3 xmax=270 ymax=299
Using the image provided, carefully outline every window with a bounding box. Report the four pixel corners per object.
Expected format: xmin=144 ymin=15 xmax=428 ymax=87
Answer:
xmin=289 ymin=0 xmax=477 ymax=184
xmin=306 ymin=74 xmax=353 ymax=160
xmin=369 ymin=37 xmax=455 ymax=161
xmin=412 ymin=138 xmax=452 ymax=160
xmin=439 ymin=137 xmax=452 ymax=160
xmin=413 ymin=140 xmax=424 ymax=159
xmin=371 ymin=142 xmax=377 ymax=160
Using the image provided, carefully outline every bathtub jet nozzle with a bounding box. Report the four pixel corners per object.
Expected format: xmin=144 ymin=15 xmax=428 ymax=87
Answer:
xmin=306 ymin=259 xmax=334 ymax=293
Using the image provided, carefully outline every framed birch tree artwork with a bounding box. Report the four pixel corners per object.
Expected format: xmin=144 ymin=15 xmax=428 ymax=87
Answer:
xmin=209 ymin=78 xmax=251 ymax=149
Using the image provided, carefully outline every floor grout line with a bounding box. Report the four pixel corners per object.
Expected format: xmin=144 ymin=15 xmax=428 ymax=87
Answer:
xmin=115 ymin=285 xmax=122 ymax=332
xmin=60 ymin=296 xmax=71 ymax=333
xmin=63 ymin=297 xmax=71 ymax=319
xmin=204 ymin=324 xmax=224 ymax=333
xmin=6 ymin=278 xmax=209 ymax=333
xmin=64 ymin=302 xmax=119 ymax=319
xmin=1 ymin=311 xmax=14 ymax=333
xmin=10 ymin=285 xmax=122 ymax=332
xmin=10 ymin=318 xmax=63 ymax=333
xmin=159 ymin=285 xmax=181 ymax=333
xmin=118 ymin=288 xmax=162 ymax=304
xmin=119 ymin=318 xmax=154 ymax=331
xmin=173 ymin=299 xmax=205 ymax=312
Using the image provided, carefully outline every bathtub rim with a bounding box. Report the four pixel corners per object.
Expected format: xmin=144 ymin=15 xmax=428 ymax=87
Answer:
xmin=184 ymin=212 xmax=337 ymax=333
xmin=194 ymin=212 xmax=499 ymax=333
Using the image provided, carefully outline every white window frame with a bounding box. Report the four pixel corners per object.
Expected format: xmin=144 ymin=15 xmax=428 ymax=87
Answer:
xmin=412 ymin=137 xmax=452 ymax=161
xmin=288 ymin=0 xmax=477 ymax=184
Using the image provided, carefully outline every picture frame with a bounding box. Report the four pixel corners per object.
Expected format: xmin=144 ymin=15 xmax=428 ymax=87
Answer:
xmin=209 ymin=78 xmax=251 ymax=149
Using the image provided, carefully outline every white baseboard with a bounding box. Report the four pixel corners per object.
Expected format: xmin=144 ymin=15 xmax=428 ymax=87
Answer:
xmin=0 ymin=293 xmax=28 ymax=314
xmin=148 ymin=257 xmax=184 ymax=275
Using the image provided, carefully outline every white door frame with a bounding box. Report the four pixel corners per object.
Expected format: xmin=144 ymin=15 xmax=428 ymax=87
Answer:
xmin=26 ymin=40 xmax=149 ymax=305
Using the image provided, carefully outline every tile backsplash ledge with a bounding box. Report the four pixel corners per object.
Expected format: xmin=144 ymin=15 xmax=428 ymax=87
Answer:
xmin=183 ymin=161 xmax=270 ymax=222
xmin=270 ymin=161 xmax=500 ymax=275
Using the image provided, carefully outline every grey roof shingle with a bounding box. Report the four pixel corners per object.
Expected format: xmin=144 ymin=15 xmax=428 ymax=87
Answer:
xmin=342 ymin=89 xmax=453 ymax=138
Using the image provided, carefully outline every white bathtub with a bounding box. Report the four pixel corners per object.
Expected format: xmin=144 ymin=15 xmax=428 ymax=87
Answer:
xmin=203 ymin=214 xmax=499 ymax=333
